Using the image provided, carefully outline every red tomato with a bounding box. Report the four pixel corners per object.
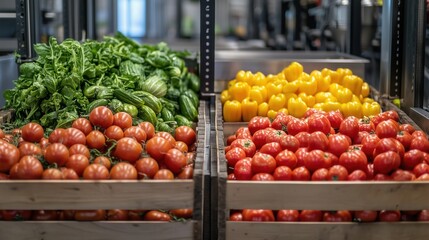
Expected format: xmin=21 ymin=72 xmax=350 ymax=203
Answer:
xmin=347 ymin=170 xmax=367 ymax=181
xmin=339 ymin=150 xmax=368 ymax=173
xmin=32 ymin=210 xmax=58 ymax=221
xmin=277 ymin=210 xmax=299 ymax=221
xmin=93 ymin=156 xmax=112 ymax=170
xmin=138 ymin=122 xmax=155 ymax=140
xmin=110 ymin=162 xmax=138 ymax=180
xmin=339 ymin=116 xmax=359 ymax=139
xmin=21 ymin=122 xmax=44 ymax=143
xmin=104 ymin=125 xmax=124 ymax=141
xmin=8 ymin=163 xmax=19 ymax=179
xmin=0 ymin=142 xmax=20 ymax=172
xmin=42 ymin=168 xmax=64 ymax=180
xmin=251 ymin=152 xmax=277 ymax=174
xmin=251 ymin=173 xmax=275 ymax=181
xmin=128 ymin=210 xmax=146 ymax=220
xmin=107 ymin=209 xmax=129 ymax=221
xmin=358 ymin=118 xmax=375 ymax=133
xmin=86 ymin=130 xmax=106 ymax=150
xmin=177 ymin=165 xmax=194 ymax=179
xmin=113 ymin=137 xmax=142 ymax=163
xmin=39 ymin=137 xmax=49 ymax=149
xmin=373 ymin=151 xmax=401 ymax=174
xmin=229 ymin=212 xmax=243 ymax=221
xmin=391 ymin=169 xmax=416 ymax=181
xmin=242 ymin=209 xmax=275 ymax=221
xmin=66 ymin=154 xmax=89 ymax=176
xmin=413 ymin=162 xmax=429 ymax=177
xmin=265 ymin=130 xmax=286 ymax=144
xmin=311 ymin=168 xmax=329 ymax=180
xmin=299 ymin=210 xmax=323 ymax=222
xmin=325 ymin=152 xmax=339 ymax=166
xmin=58 ymin=210 xmax=76 ymax=220
xmin=64 ymin=128 xmax=86 ymax=147
xmin=412 ymin=130 xmax=428 ymax=139
xmin=60 ymin=168 xmax=79 ymax=179
xmin=225 ymin=147 xmax=246 ymax=168
xmin=376 ymin=120 xmax=399 ymax=139
xmin=392 ymin=138 xmax=405 ymax=159
xmin=143 ymin=210 xmax=172 ymax=221
xmin=135 ymin=157 xmax=159 ymax=179
xmin=287 ymin=118 xmax=309 ymax=136
xmin=416 ymin=173 xmax=429 ymax=181
xmin=0 ymin=129 xmax=4 ymax=139
xmin=44 ymin=143 xmax=69 ymax=167
xmin=403 ymin=149 xmax=425 ymax=170
xmin=327 ymin=134 xmax=350 ymax=157
xmin=295 ymin=147 xmax=309 ymax=167
xmin=365 ymin=163 xmax=374 ymax=180
xmin=373 ymin=173 xmax=392 ymax=181
xmin=230 ymin=139 xmax=256 ymax=158
xmin=83 ymin=163 xmax=110 ymax=179
xmin=379 ymin=210 xmax=401 ymax=222
xmin=72 ymin=118 xmax=93 ymax=135
xmin=155 ymin=132 xmax=176 ymax=147
xmin=67 ymin=144 xmax=89 ymax=159
xmin=278 ymin=135 xmax=300 ymax=152
xmin=153 ymin=169 xmax=175 ymax=180
xmin=328 ymin=165 xmax=348 ymax=181
xmin=396 ymin=131 xmax=413 ymax=150
xmin=259 ymin=142 xmax=282 ymax=158
xmin=354 ymin=210 xmax=378 ymax=222
xmin=308 ymin=131 xmax=329 ymax=151
xmin=16 ymin=155 xmax=43 ymax=179
xmin=271 ymin=114 xmax=293 ymax=131
xmin=295 ymin=132 xmax=310 ymax=148
xmin=323 ymin=210 xmax=352 ymax=222
xmin=275 ymin=150 xmax=297 ymax=169
xmin=235 ymin=127 xmax=252 ymax=139
xmin=307 ymin=114 xmax=331 ymax=134
xmin=381 ymin=110 xmax=399 ymax=122
xmin=227 ymin=135 xmax=237 ymax=146
xmin=248 ymin=116 xmax=271 ymax=135
xmin=18 ymin=142 xmax=42 ymax=156
xmin=124 ymin=126 xmax=147 ymax=143
xmin=418 ymin=210 xmax=429 ymax=221
xmin=305 ymin=149 xmax=332 ymax=172
xmin=113 ymin=112 xmax=133 ymax=129
xmin=0 ymin=172 xmax=9 ymax=180
xmin=292 ymin=166 xmax=311 ymax=180
xmin=410 ymin=136 xmax=429 ymax=152
xmin=1 ymin=210 xmax=32 ymax=221
xmin=273 ymin=166 xmax=293 ymax=180
xmin=252 ymin=129 xmax=271 ymax=149
xmin=305 ymin=108 xmax=326 ymax=118
xmin=360 ymin=134 xmax=380 ymax=160
xmin=234 ymin=158 xmax=253 ymax=180
xmin=353 ymin=131 xmax=370 ymax=145
xmin=164 ymin=148 xmax=187 ymax=174
xmin=174 ymin=126 xmax=196 ymax=146
xmin=74 ymin=210 xmax=106 ymax=221
xmin=399 ymin=123 xmax=415 ymax=134
xmin=373 ymin=138 xmax=399 ymax=158
xmin=227 ymin=173 xmax=236 ymax=180
xmin=89 ymin=106 xmax=114 ymax=129
xmin=326 ymin=110 xmax=344 ymax=130
xmin=169 ymin=209 xmax=193 ymax=219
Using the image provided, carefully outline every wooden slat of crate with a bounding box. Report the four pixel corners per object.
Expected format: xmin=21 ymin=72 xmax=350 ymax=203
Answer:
xmin=0 ymin=221 xmax=195 ymax=240
xmin=0 ymin=180 xmax=194 ymax=210
xmin=226 ymin=181 xmax=429 ymax=211
xmin=226 ymin=222 xmax=429 ymax=240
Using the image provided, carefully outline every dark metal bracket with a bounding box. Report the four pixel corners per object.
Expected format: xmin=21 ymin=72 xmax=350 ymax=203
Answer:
xmin=200 ymin=0 xmax=215 ymax=97
xmin=16 ymin=0 xmax=40 ymax=62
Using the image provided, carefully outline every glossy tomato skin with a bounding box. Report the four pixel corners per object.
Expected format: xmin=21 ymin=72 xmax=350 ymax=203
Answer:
xmin=391 ymin=169 xmax=416 ymax=181
xmin=339 ymin=150 xmax=368 ymax=173
xmin=418 ymin=210 xmax=429 ymax=221
xmin=235 ymin=127 xmax=252 ymax=140
xmin=326 ymin=110 xmax=344 ymax=130
xmin=229 ymin=212 xmax=243 ymax=221
xmin=174 ymin=126 xmax=196 ymax=146
xmin=164 ymin=148 xmax=187 ymax=174
xmin=299 ymin=210 xmax=323 ymax=222
xmin=107 ymin=209 xmax=129 ymax=221
xmin=113 ymin=112 xmax=133 ymax=129
xmin=110 ymin=162 xmax=138 ymax=180
xmin=143 ymin=210 xmax=171 ymax=221
xmin=18 ymin=142 xmax=42 ymax=157
xmin=373 ymin=173 xmax=392 ymax=181
xmin=135 ymin=157 xmax=159 ymax=179
xmin=339 ymin=116 xmax=359 ymax=139
xmin=32 ymin=210 xmax=58 ymax=221
xmin=252 ymin=129 xmax=270 ymax=149
xmin=242 ymin=209 xmax=275 ymax=221
xmin=42 ymin=168 xmax=64 ymax=180
xmin=273 ymin=166 xmax=293 ymax=180
xmin=251 ymin=152 xmax=277 ymax=174
xmin=16 ymin=155 xmax=43 ymax=179
xmin=66 ymin=154 xmax=89 ymax=177
xmin=265 ymin=130 xmax=286 ymax=144
xmin=275 ymin=150 xmax=297 ymax=169
xmin=328 ymin=165 xmax=348 ymax=181
xmin=295 ymin=148 xmax=309 ymax=167
xmin=381 ymin=110 xmax=399 ymax=122
xmin=347 ymin=170 xmax=367 ymax=181
xmin=104 ymin=125 xmax=124 ymax=141
xmin=230 ymin=139 xmax=256 ymax=158
xmin=146 ymin=136 xmax=173 ymax=162
xmin=177 ymin=166 xmax=194 ymax=179
xmin=83 ymin=163 xmax=110 ymax=180
xmin=86 ymin=130 xmax=106 ymax=150
xmin=251 ymin=173 xmax=275 ymax=181
xmin=113 ymin=137 xmax=143 ymax=164
xmin=175 ymin=141 xmax=188 ymax=153
xmin=279 ymin=135 xmax=300 ymax=152
xmin=155 ymin=132 xmax=176 ymax=147
xmin=169 ymin=209 xmax=193 ymax=219
xmin=277 ymin=210 xmax=299 ymax=221
xmin=248 ymin=116 xmax=271 ymax=135
xmin=124 ymin=126 xmax=147 ymax=143
xmin=353 ymin=211 xmax=378 ymax=222
xmin=416 ymin=173 xmax=429 ymax=181
xmin=271 ymin=114 xmax=293 ymax=131
xmin=323 ymin=211 xmax=352 ymax=222
xmin=396 ymin=131 xmax=413 ymax=150
xmin=21 ymin=122 xmax=44 ymax=143
xmin=89 ymin=106 xmax=114 ymax=129
xmin=295 ymin=132 xmax=310 ymax=148
xmin=373 ymin=151 xmax=401 ymax=175
xmin=399 ymin=124 xmax=416 ymax=134
xmin=308 ymin=131 xmax=329 ymax=151
xmin=307 ymin=114 xmax=331 ymax=134
xmin=305 ymin=150 xmax=332 ymax=173
xmin=44 ymin=143 xmax=69 ymax=167
xmin=64 ymin=128 xmax=86 ymax=148
xmin=1 ymin=210 xmax=32 ymax=221
xmin=410 ymin=136 xmax=429 ymax=152
xmin=60 ymin=168 xmax=79 ymax=179
xmin=311 ymin=168 xmax=329 ymax=180
xmin=327 ymin=134 xmax=350 ymax=158
xmin=403 ymin=149 xmax=425 ymax=170
xmin=225 ymin=147 xmax=246 ymax=168
xmin=358 ymin=118 xmax=375 ymax=133
xmin=93 ymin=156 xmax=112 ymax=170
xmin=75 ymin=210 xmax=106 ymax=221
xmin=259 ymin=142 xmax=282 ymax=158
xmin=292 ymin=166 xmax=311 ymax=180
xmin=72 ymin=118 xmax=93 ymax=135
xmin=0 ymin=142 xmax=20 ymax=173
xmin=373 ymin=138 xmax=398 ymax=159
xmin=287 ymin=119 xmax=309 ymax=136
xmin=379 ymin=210 xmax=401 ymax=222
xmin=138 ymin=122 xmax=155 ymax=140
xmin=234 ymin=158 xmax=253 ymax=180
xmin=69 ymin=144 xmax=90 ymax=158
xmin=413 ymin=163 xmax=429 ymax=177
xmin=153 ymin=169 xmax=175 ymax=180
xmin=375 ymin=120 xmax=399 ymax=139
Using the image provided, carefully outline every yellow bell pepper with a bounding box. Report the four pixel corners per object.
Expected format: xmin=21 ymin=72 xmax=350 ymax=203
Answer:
xmin=313 ymin=103 xmax=324 ymax=111
xmin=288 ymin=97 xmax=308 ymax=118
xmin=278 ymin=108 xmax=289 ymax=115
xmin=266 ymin=74 xmax=278 ymax=83
xmin=253 ymin=72 xmax=267 ymax=86
xmin=235 ymin=70 xmax=247 ymax=82
xmin=282 ymin=80 xmax=299 ymax=94
xmin=362 ymin=97 xmax=375 ymax=103
xmin=315 ymin=92 xmax=335 ymax=103
xmin=336 ymin=68 xmax=353 ymax=85
xmin=322 ymin=101 xmax=342 ymax=112
xmin=258 ymin=102 xmax=269 ymax=117
xmin=266 ymin=82 xmax=283 ymax=99
xmin=228 ymin=79 xmax=237 ymax=88
xmin=267 ymin=110 xmax=278 ymax=119
xmin=284 ymin=93 xmax=297 ymax=108
xmin=329 ymin=83 xmax=342 ymax=97
xmin=351 ymin=94 xmax=361 ymax=103
xmin=223 ymin=100 xmax=242 ymax=122
xmin=241 ymin=98 xmax=258 ymax=122
xmin=276 ymin=72 xmax=286 ymax=80
xmin=310 ymin=70 xmax=323 ymax=79
xmin=268 ymin=93 xmax=287 ymax=111
xmin=249 ymin=86 xmax=266 ymax=104
xmin=361 ymin=82 xmax=370 ymax=98
xmin=336 ymin=88 xmax=353 ymax=104
xmin=298 ymin=93 xmax=315 ymax=107
xmin=229 ymin=82 xmax=250 ymax=102
xmin=317 ymin=76 xmax=331 ymax=93
xmin=298 ymin=75 xmax=318 ymax=95
xmin=342 ymin=75 xmax=363 ymax=96
xmin=362 ymin=102 xmax=381 ymax=117
xmin=341 ymin=101 xmax=362 ymax=118
xmin=322 ymin=68 xmax=341 ymax=84
xmin=283 ymin=62 xmax=303 ymax=82
xmin=220 ymin=90 xmax=231 ymax=104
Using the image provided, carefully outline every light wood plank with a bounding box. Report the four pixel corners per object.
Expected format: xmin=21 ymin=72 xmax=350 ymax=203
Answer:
xmin=226 ymin=181 xmax=429 ymax=210
xmin=226 ymin=222 xmax=429 ymax=240
xmin=0 ymin=221 xmax=195 ymax=240
xmin=0 ymin=180 xmax=194 ymax=210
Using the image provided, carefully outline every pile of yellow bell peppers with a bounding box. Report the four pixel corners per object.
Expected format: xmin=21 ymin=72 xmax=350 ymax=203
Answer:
xmin=221 ymin=62 xmax=381 ymax=122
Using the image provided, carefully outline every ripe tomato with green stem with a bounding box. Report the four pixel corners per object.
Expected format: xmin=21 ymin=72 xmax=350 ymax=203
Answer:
xmin=110 ymin=162 xmax=138 ymax=180
xmin=66 ymin=154 xmax=89 ymax=177
xmin=248 ymin=116 xmax=271 ymax=135
xmin=72 ymin=118 xmax=93 ymax=135
xmin=251 ymin=152 xmax=277 ymax=174
xmin=104 ymin=125 xmax=124 ymax=141
xmin=307 ymin=113 xmax=331 ymax=134
xmin=328 ymin=165 xmax=348 ymax=181
xmin=230 ymin=138 xmax=256 ymax=158
xmin=339 ymin=116 xmax=359 ymax=139
xmin=279 ymin=134 xmax=300 ymax=152
xmin=174 ymin=126 xmax=196 ymax=146
xmin=234 ymin=158 xmax=252 ymax=180
xmin=327 ymin=134 xmax=350 ymax=157
xmin=124 ymin=126 xmax=147 ymax=143
xmin=225 ymin=147 xmax=246 ymax=168
xmin=21 ymin=122 xmax=44 ymax=143
xmin=89 ymin=106 xmax=114 ymax=129
xmin=113 ymin=112 xmax=133 ymax=129
xmin=138 ymin=122 xmax=155 ymax=139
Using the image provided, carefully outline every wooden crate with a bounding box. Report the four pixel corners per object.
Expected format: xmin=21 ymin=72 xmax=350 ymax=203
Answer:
xmin=214 ymin=95 xmax=429 ymax=240
xmin=0 ymin=101 xmax=210 ymax=240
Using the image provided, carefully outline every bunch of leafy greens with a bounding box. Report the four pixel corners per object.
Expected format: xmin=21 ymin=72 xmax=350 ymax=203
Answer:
xmin=4 ymin=33 xmax=192 ymax=129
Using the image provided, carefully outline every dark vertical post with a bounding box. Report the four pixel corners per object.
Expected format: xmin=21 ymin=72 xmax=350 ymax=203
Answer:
xmin=200 ymin=0 xmax=215 ymax=96
xmin=16 ymin=0 xmax=38 ymax=61
xmin=347 ymin=0 xmax=361 ymax=55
